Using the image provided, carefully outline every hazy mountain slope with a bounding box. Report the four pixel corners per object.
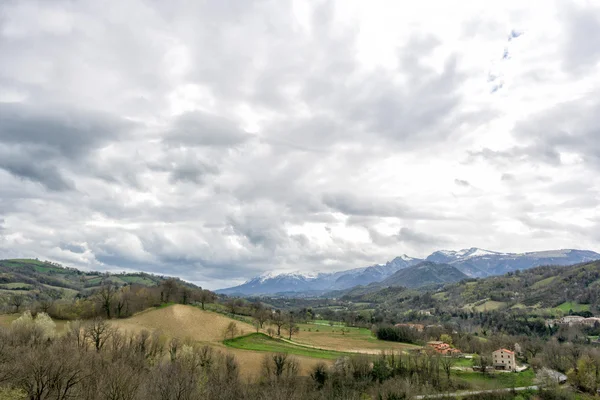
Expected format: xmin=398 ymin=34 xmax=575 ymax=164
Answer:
xmin=379 ymin=262 xmax=467 ymax=288
xmin=218 ymin=248 xmax=600 ymax=296
xmin=217 ymin=256 xmax=421 ymax=296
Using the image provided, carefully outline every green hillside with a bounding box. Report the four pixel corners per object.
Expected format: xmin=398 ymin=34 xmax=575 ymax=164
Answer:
xmin=380 ymin=261 xmax=467 ymax=288
xmin=0 ymin=258 xmax=198 ymax=301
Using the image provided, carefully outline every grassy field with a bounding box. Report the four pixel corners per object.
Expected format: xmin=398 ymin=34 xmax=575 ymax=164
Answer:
xmin=531 ymin=276 xmax=556 ymax=289
xmin=453 ymin=369 xmax=535 ymax=390
xmin=293 ymin=322 xmax=420 ymax=353
xmin=556 ymin=301 xmax=591 ymax=313
xmin=225 ymin=333 xmax=348 ymax=360
xmin=472 ymin=300 xmax=506 ymax=312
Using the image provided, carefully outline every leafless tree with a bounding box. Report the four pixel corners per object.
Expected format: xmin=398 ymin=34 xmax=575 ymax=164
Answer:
xmin=223 ymin=322 xmax=238 ymax=340
xmin=285 ymin=312 xmax=299 ymax=340
xmin=38 ymin=295 xmax=55 ymax=314
xmin=197 ymin=290 xmax=216 ymax=310
xmin=95 ymin=284 xmax=117 ymax=319
xmin=439 ymin=355 xmax=456 ymax=382
xmin=271 ymin=310 xmax=285 ymax=337
xmin=10 ymin=295 xmax=25 ymax=313
xmin=85 ymin=318 xmax=113 ymax=352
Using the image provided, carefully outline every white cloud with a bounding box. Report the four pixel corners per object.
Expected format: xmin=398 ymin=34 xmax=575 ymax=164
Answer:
xmin=0 ymin=0 xmax=599 ymax=289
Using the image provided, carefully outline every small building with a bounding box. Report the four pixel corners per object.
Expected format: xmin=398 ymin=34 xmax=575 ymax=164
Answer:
xmin=560 ymin=315 xmax=585 ymax=325
xmin=493 ymin=348 xmax=516 ymax=371
xmin=427 ymin=341 xmax=461 ymax=355
xmin=582 ymin=317 xmax=600 ymax=327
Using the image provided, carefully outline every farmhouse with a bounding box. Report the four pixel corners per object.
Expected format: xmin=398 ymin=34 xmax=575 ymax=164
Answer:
xmin=493 ymin=348 xmax=516 ymax=371
xmin=427 ymin=341 xmax=461 ymax=355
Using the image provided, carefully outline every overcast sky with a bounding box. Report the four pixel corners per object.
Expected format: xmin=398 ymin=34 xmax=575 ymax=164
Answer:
xmin=1 ymin=0 xmax=599 ymax=289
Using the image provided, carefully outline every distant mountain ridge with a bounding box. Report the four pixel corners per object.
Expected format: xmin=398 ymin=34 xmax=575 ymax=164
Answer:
xmin=379 ymin=261 xmax=467 ymax=288
xmin=217 ymin=248 xmax=600 ymax=296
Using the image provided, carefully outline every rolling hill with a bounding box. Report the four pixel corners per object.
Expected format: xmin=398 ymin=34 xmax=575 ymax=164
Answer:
xmin=0 ymin=258 xmax=199 ymax=300
xmin=379 ymin=261 xmax=467 ymax=288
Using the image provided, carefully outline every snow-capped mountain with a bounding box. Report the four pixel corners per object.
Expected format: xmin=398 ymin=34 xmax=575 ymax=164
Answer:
xmin=216 ymin=248 xmax=600 ymax=296
xmin=438 ymin=248 xmax=600 ymax=278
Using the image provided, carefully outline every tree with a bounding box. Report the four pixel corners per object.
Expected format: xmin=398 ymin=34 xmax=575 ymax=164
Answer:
xmin=226 ymin=298 xmax=244 ymax=316
xmin=10 ymin=295 xmax=25 ymax=313
xmin=440 ymin=334 xmax=453 ymax=345
xmin=285 ymin=312 xmax=299 ymax=340
xmin=224 ymin=322 xmax=238 ymax=340
xmin=253 ymin=308 xmax=270 ymax=330
xmin=197 ymin=289 xmax=216 ymax=310
xmin=160 ymin=279 xmax=178 ymax=303
xmin=439 ymin=355 xmax=456 ymax=382
xmin=38 ymin=296 xmax=55 ymax=314
xmin=474 ymin=354 xmax=491 ymax=375
xmin=95 ymin=284 xmax=117 ymax=319
xmin=85 ymin=318 xmax=113 ymax=352
xmin=271 ymin=310 xmax=285 ymax=337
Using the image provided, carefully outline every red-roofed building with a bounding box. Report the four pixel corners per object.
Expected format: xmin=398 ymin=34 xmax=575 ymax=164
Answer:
xmin=493 ymin=349 xmax=516 ymax=371
xmin=427 ymin=341 xmax=461 ymax=355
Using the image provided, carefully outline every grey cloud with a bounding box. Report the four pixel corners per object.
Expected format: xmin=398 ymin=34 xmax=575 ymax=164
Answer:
xmin=501 ymin=173 xmax=515 ymax=182
xmin=59 ymin=242 xmax=86 ymax=254
xmin=165 ymin=111 xmax=251 ymax=148
xmin=369 ymin=226 xmax=450 ymax=247
xmin=454 ymin=179 xmax=470 ymax=187
xmin=323 ymin=192 xmax=448 ymax=220
xmin=562 ymin=2 xmax=600 ymax=74
xmin=0 ymin=102 xmax=131 ymax=157
xmin=0 ymin=148 xmax=74 ymax=191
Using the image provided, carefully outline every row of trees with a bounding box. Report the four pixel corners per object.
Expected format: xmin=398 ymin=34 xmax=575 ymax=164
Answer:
xmin=0 ymin=311 xmax=547 ymax=400
xmin=3 ymin=279 xmax=218 ymax=320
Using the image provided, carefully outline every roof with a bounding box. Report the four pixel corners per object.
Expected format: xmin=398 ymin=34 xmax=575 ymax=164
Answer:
xmin=493 ymin=348 xmax=515 ymax=354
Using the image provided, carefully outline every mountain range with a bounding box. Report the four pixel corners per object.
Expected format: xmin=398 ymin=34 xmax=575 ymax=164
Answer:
xmin=217 ymin=248 xmax=600 ymax=296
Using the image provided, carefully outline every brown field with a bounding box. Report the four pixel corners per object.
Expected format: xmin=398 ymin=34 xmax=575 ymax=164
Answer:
xmin=109 ymin=305 xmax=256 ymax=344
xmin=222 ymin=346 xmax=332 ymax=379
xmin=109 ymin=305 xmax=332 ymax=377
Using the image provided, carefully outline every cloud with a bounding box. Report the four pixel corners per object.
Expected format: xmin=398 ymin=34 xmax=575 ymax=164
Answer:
xmin=1 ymin=0 xmax=600 ymax=289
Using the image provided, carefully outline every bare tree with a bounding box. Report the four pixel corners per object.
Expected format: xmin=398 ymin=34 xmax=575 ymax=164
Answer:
xmin=38 ymin=295 xmax=55 ymax=314
xmin=197 ymin=290 xmax=216 ymax=310
xmin=10 ymin=295 xmax=25 ymax=313
xmin=285 ymin=312 xmax=299 ymax=340
xmin=253 ymin=308 xmax=270 ymax=330
xmin=439 ymin=355 xmax=456 ymax=382
xmin=271 ymin=310 xmax=285 ymax=337
xmin=223 ymin=322 xmax=238 ymax=340
xmin=85 ymin=318 xmax=113 ymax=352
xmin=95 ymin=284 xmax=117 ymax=319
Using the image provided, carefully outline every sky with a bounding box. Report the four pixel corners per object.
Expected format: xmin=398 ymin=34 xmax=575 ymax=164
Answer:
xmin=1 ymin=0 xmax=600 ymax=289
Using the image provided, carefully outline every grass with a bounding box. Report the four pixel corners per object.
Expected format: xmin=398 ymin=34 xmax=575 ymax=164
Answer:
xmin=454 ymin=357 xmax=473 ymax=367
xmin=224 ymin=333 xmax=348 ymax=360
xmin=295 ymin=322 xmax=420 ymax=353
xmin=531 ymin=276 xmax=556 ymax=289
xmin=472 ymin=300 xmax=506 ymax=312
xmin=0 ymin=282 xmax=34 ymax=289
xmin=556 ymin=301 xmax=590 ymax=313
xmin=453 ymin=368 xmax=535 ymax=390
